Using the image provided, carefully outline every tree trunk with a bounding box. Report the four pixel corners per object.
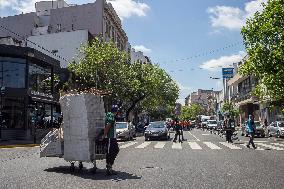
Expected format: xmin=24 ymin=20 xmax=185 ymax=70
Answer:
xmin=126 ymin=95 xmax=146 ymax=121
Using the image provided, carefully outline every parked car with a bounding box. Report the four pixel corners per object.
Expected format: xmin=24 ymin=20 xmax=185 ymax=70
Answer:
xmin=206 ymin=120 xmax=218 ymax=130
xmin=267 ymin=121 xmax=284 ymax=138
xmin=144 ymin=121 xmax=170 ymax=141
xmin=116 ymin=122 xmax=135 ymax=141
xmin=241 ymin=121 xmax=265 ymax=137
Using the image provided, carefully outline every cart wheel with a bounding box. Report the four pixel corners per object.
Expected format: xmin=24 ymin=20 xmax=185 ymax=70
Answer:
xmin=92 ymin=162 xmax=97 ymax=174
xmin=79 ymin=162 xmax=83 ymax=170
xmin=70 ymin=162 xmax=75 ymax=172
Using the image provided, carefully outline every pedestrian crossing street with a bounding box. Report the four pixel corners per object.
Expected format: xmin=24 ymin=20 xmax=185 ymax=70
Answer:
xmin=118 ymin=141 xmax=284 ymax=151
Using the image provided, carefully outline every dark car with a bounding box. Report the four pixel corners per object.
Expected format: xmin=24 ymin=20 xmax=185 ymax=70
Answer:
xmin=144 ymin=121 xmax=170 ymax=141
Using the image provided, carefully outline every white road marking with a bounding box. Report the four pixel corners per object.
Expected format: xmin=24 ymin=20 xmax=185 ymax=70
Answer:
xmin=135 ymin=142 xmax=151 ymax=149
xmin=271 ymin=143 xmax=284 ymax=147
xmin=203 ymin=142 xmax=221 ymax=149
xmin=188 ymin=132 xmax=200 ymax=141
xmin=154 ymin=142 xmax=166 ymax=149
xmin=257 ymin=143 xmax=284 ymax=151
xmin=240 ymin=144 xmax=265 ymax=150
xmin=202 ymin=134 xmax=210 ymax=136
xmin=119 ymin=142 xmax=138 ymax=149
xmin=172 ymin=142 xmax=182 ymax=149
xmin=188 ymin=142 xmax=202 ymax=149
xmin=219 ymin=142 xmax=242 ymax=149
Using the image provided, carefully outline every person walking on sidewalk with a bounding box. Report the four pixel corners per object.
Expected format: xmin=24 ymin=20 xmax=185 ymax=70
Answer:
xmin=246 ymin=115 xmax=257 ymax=149
xmin=103 ymin=105 xmax=120 ymax=175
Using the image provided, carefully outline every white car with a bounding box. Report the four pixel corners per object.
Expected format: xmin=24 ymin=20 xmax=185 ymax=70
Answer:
xmin=116 ymin=122 xmax=135 ymax=141
xmin=268 ymin=121 xmax=284 ymax=138
xmin=206 ymin=120 xmax=218 ymax=130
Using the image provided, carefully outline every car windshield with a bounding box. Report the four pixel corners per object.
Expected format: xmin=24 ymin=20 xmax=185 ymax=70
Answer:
xmin=279 ymin=122 xmax=284 ymax=127
xmin=116 ymin=123 xmax=128 ymax=129
xmin=149 ymin=123 xmax=165 ymax=128
xmin=208 ymin=121 xmax=217 ymax=124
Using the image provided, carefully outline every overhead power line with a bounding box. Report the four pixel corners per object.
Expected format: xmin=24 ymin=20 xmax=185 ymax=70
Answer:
xmin=160 ymin=41 xmax=244 ymax=64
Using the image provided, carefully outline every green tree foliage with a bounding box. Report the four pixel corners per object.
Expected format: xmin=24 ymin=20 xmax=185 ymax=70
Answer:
xmin=221 ymin=101 xmax=239 ymax=117
xmin=67 ymin=38 xmax=179 ymax=119
xmin=239 ymin=0 xmax=284 ymax=103
xmin=181 ymin=104 xmax=205 ymax=120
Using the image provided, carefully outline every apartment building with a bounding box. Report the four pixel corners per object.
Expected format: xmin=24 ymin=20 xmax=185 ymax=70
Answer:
xmin=0 ymin=0 xmax=130 ymax=67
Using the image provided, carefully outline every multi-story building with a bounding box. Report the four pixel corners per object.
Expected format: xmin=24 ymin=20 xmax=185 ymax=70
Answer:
xmin=187 ymin=89 xmax=218 ymax=116
xmin=130 ymin=48 xmax=151 ymax=64
xmin=227 ymin=56 xmax=260 ymax=124
xmin=0 ymin=0 xmax=130 ymax=67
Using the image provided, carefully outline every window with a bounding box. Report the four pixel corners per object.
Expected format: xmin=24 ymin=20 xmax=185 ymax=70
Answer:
xmin=1 ymin=97 xmax=25 ymax=129
xmin=28 ymin=63 xmax=52 ymax=95
xmin=0 ymin=57 xmax=26 ymax=88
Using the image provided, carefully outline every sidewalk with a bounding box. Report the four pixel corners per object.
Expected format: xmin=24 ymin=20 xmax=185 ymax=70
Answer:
xmin=0 ymin=139 xmax=39 ymax=148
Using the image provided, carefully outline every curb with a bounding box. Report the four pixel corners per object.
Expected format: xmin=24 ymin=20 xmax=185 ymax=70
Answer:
xmin=0 ymin=144 xmax=40 ymax=149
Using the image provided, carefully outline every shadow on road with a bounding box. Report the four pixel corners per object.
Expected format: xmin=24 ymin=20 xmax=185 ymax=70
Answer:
xmin=44 ymin=166 xmax=142 ymax=182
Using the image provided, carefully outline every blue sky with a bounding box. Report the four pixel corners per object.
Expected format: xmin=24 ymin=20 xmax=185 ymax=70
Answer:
xmin=0 ymin=0 xmax=267 ymax=104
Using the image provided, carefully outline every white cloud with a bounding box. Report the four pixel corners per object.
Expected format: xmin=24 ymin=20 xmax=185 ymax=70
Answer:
xmin=107 ymin=0 xmax=150 ymax=20
xmin=207 ymin=0 xmax=268 ymax=30
xmin=0 ymin=0 xmax=37 ymax=14
xmin=176 ymin=82 xmax=193 ymax=105
xmin=133 ymin=45 xmax=151 ymax=54
xmin=0 ymin=0 xmax=18 ymax=9
xmin=200 ymin=51 xmax=245 ymax=72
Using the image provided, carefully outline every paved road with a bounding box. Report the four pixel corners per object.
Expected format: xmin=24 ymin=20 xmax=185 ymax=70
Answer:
xmin=1 ymin=129 xmax=284 ymax=189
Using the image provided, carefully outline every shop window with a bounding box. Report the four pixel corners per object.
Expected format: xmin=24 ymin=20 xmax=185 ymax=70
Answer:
xmin=28 ymin=63 xmax=52 ymax=95
xmin=1 ymin=97 xmax=25 ymax=129
xmin=0 ymin=57 xmax=26 ymax=88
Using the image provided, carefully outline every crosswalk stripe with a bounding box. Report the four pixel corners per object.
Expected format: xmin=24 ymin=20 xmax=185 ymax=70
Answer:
xmin=203 ymin=142 xmax=221 ymax=149
xmin=135 ymin=142 xmax=151 ymax=149
xmin=119 ymin=142 xmax=137 ymax=149
xmin=240 ymin=144 xmax=265 ymax=150
xmin=172 ymin=142 xmax=182 ymax=149
xmin=271 ymin=143 xmax=284 ymax=147
xmin=257 ymin=143 xmax=284 ymax=151
xmin=154 ymin=142 xmax=166 ymax=149
xmin=188 ymin=142 xmax=202 ymax=149
xmin=219 ymin=142 xmax=242 ymax=149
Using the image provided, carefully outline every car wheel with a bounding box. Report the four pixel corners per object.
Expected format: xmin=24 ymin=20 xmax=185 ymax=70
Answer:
xmin=268 ymin=130 xmax=272 ymax=137
xmin=145 ymin=137 xmax=148 ymax=141
xmin=277 ymin=131 xmax=280 ymax=138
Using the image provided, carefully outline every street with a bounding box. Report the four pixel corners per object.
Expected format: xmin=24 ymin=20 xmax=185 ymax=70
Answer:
xmin=1 ymin=129 xmax=284 ymax=189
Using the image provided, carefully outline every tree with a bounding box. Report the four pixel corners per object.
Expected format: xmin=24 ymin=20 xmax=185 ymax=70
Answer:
xmin=239 ymin=0 xmax=284 ymax=103
xmin=67 ymin=38 xmax=179 ymax=120
xmin=221 ymin=101 xmax=239 ymax=117
xmin=181 ymin=104 xmax=205 ymax=120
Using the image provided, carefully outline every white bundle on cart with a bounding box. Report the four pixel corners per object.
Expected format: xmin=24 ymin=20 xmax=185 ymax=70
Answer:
xmin=60 ymin=93 xmax=105 ymax=162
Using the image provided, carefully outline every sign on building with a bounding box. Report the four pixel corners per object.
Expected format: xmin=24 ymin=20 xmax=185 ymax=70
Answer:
xmin=222 ymin=68 xmax=234 ymax=78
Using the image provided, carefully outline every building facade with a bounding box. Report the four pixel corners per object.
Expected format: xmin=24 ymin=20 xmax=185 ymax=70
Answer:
xmin=0 ymin=45 xmax=60 ymax=140
xmin=130 ymin=49 xmax=151 ymax=64
xmin=0 ymin=0 xmax=130 ymax=67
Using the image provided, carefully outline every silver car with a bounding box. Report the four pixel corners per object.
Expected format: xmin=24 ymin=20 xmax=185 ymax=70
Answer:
xmin=144 ymin=121 xmax=170 ymax=141
xmin=268 ymin=121 xmax=284 ymax=138
xmin=116 ymin=122 xmax=136 ymax=141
